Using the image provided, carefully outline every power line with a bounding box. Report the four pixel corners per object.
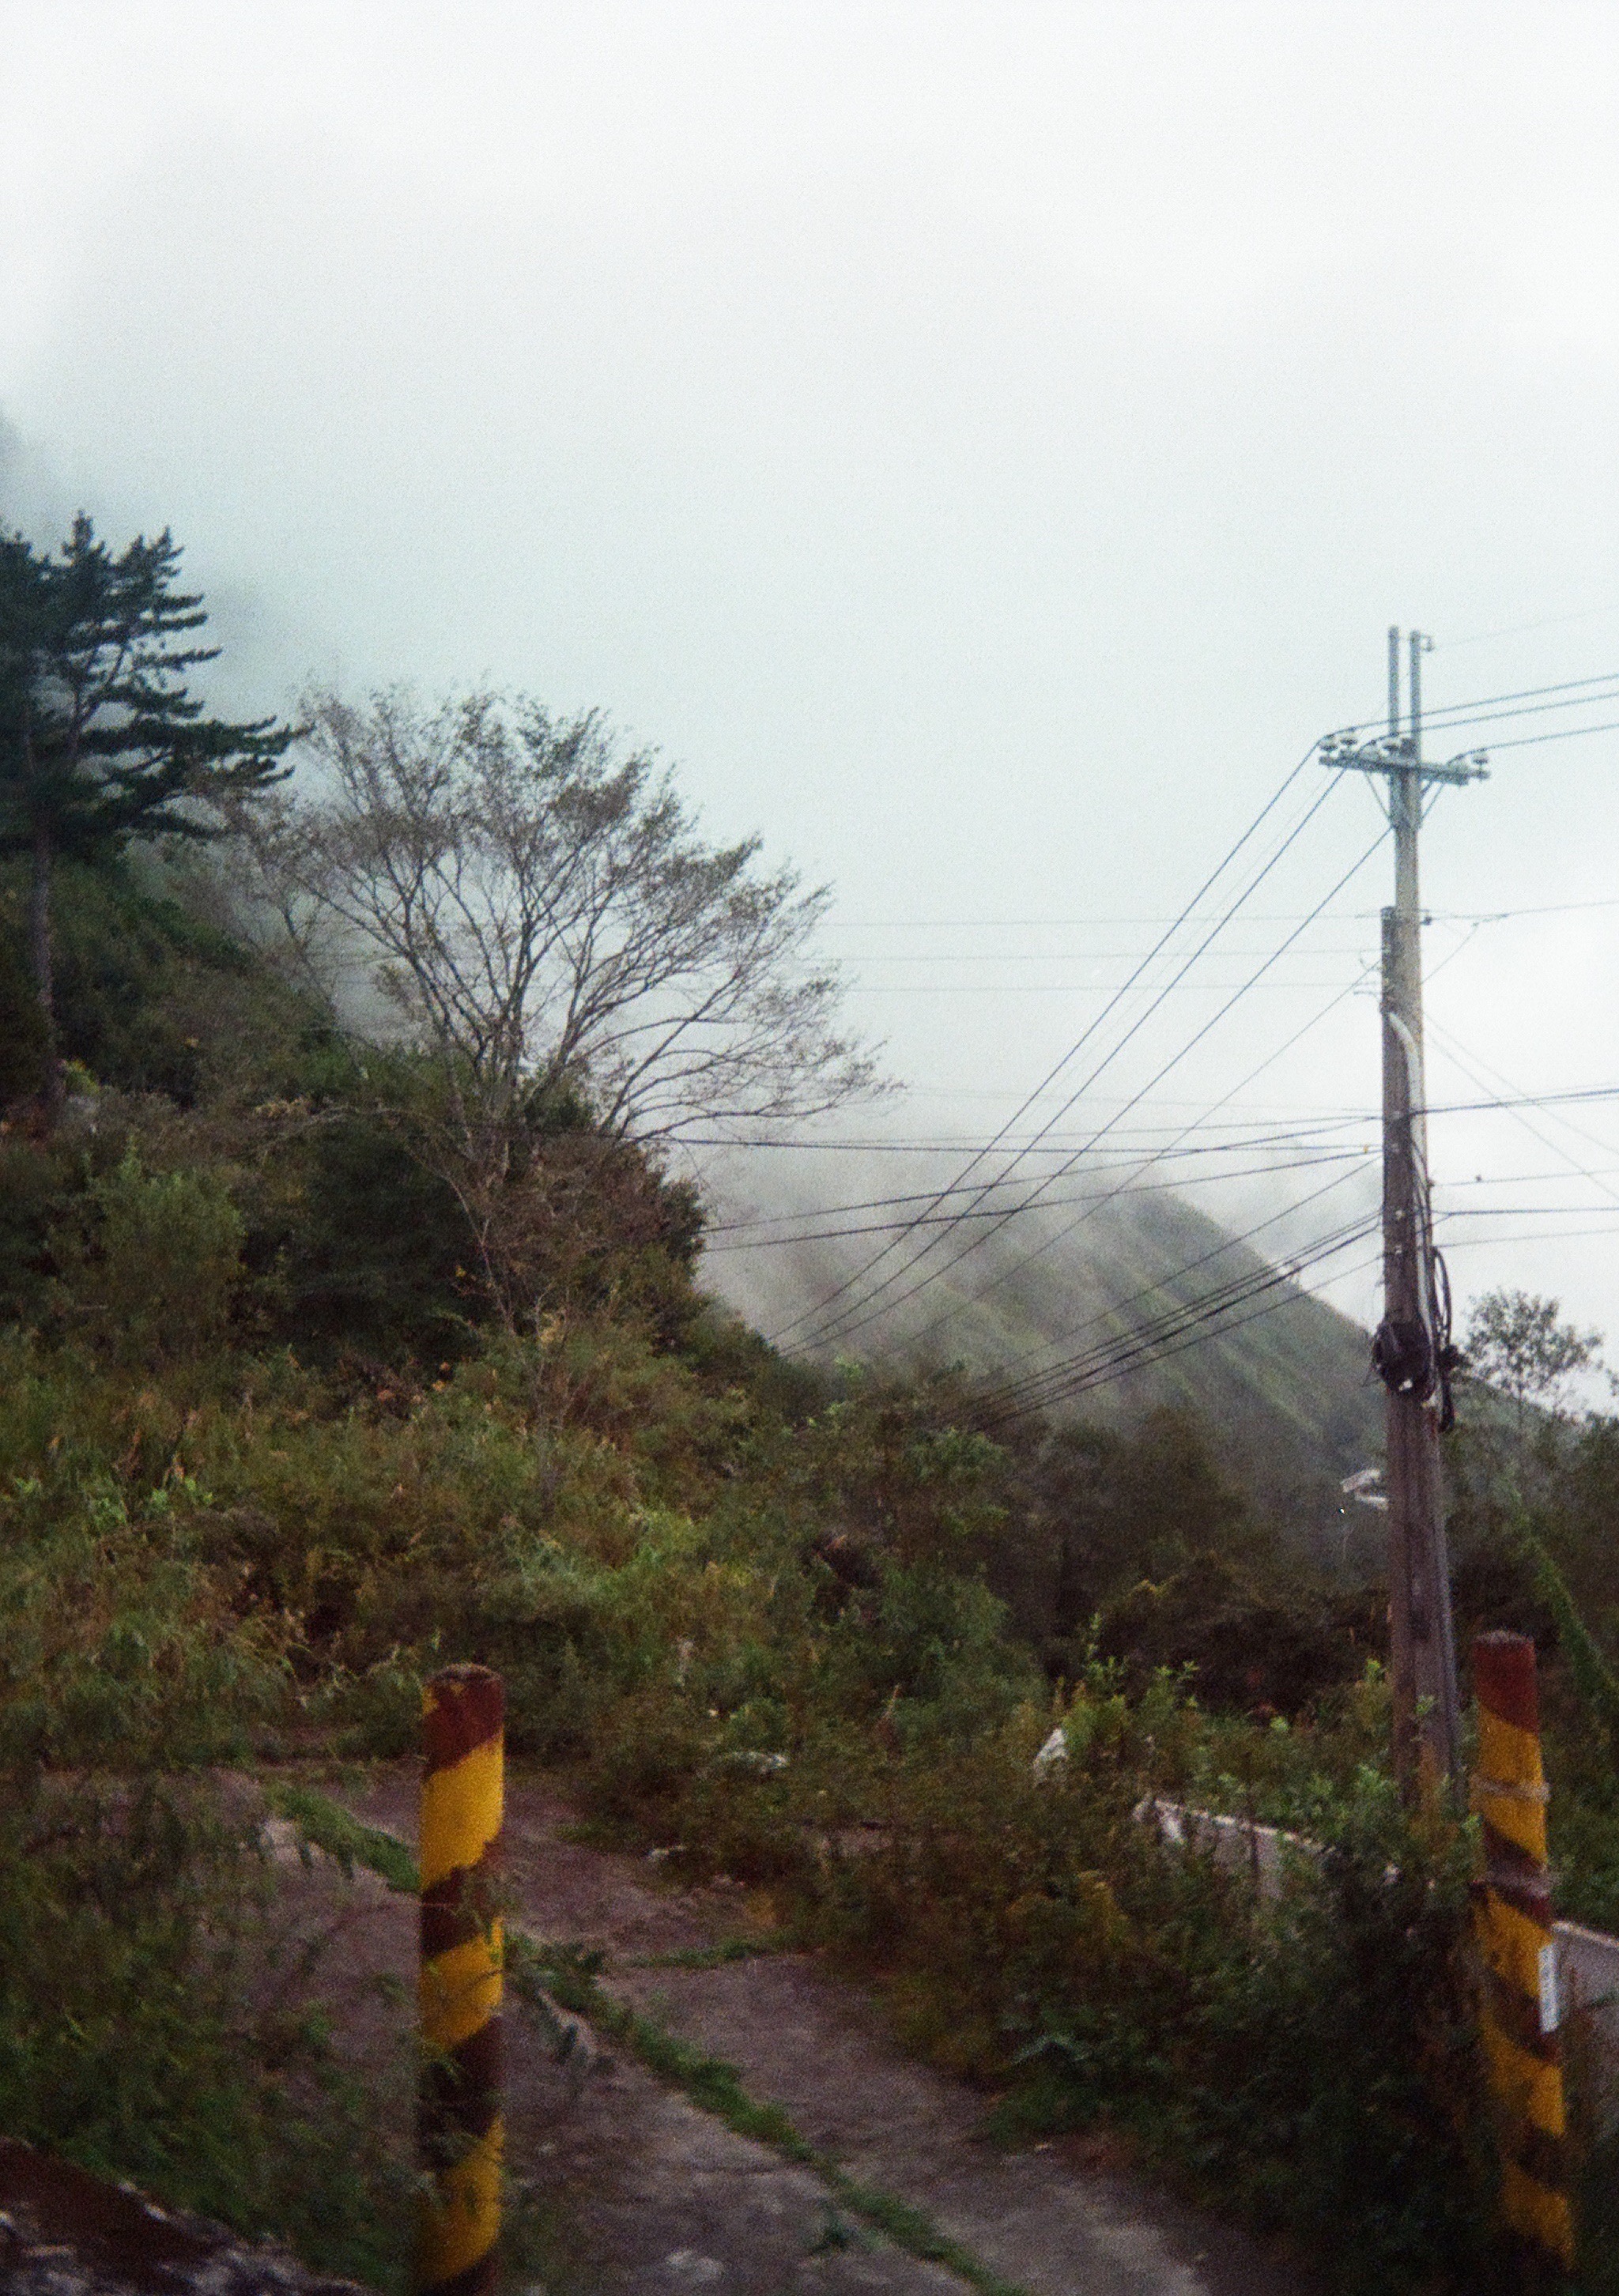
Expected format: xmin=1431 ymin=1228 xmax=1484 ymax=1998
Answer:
xmin=705 ymin=1148 xmax=1368 ymax=1250
xmin=891 ymin=952 xmax=1383 ymax=1354
xmin=833 ymin=943 xmax=1378 ymax=959
xmin=1424 ymin=1020 xmax=1619 ymax=1210
xmin=972 ymin=1216 xmax=1383 ymax=1428
xmin=973 ymin=1194 xmax=1377 ymax=1406
xmin=1331 ymin=665 xmax=1619 ymax=741
xmin=1421 ymin=1081 xmax=1619 ymax=1122
xmin=708 ymin=1141 xmax=1368 ymax=1234
xmin=1437 ymin=1205 xmax=1619 ymax=1219
xmin=1369 ymin=683 xmax=1619 ymax=741
xmin=1478 ymin=716 xmax=1619 ymax=752
xmin=1437 ymin=895 xmax=1619 ymax=922
xmin=840 ymin=977 xmax=1372 ymax=993
xmin=821 ymin=894 xmax=1619 ymax=928
xmin=1439 ymin=1222 xmax=1619 ymax=1249
xmin=767 ymin=745 xmax=1334 ymax=1348
xmin=772 ymin=768 xmax=1342 ymax=1341
xmin=1041 ymin=1239 xmax=1383 ymax=1404
xmin=689 ymin=1116 xmax=1378 ymax=1152
xmin=820 ymin=826 xmax=1389 ymax=1356
xmin=709 ymin=1154 xmax=1619 ymax=1242
xmin=685 ymin=1082 xmax=1619 ymax=1160
xmin=952 ymin=1163 xmax=1370 ymax=1408
xmin=963 ymin=1195 xmax=1619 ymax=1434
xmin=984 ymin=1212 xmax=1379 ymax=1415
xmin=784 ymin=778 xmax=1357 ymax=1349
xmin=1438 ymin=603 xmax=1619 ymax=651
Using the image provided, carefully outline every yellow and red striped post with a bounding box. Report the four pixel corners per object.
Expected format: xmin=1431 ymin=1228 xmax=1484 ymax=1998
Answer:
xmin=419 ymin=1665 xmax=504 ymax=2296
xmin=1472 ymin=1631 xmax=1575 ymax=2274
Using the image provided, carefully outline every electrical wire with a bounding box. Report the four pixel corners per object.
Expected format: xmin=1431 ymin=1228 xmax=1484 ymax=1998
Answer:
xmin=894 ymin=956 xmax=1382 ymax=1363
xmin=820 ymin=894 xmax=1619 ymax=928
xmin=1474 ymin=716 xmax=1619 ymax=752
xmin=688 ymin=1118 xmax=1376 ymax=1152
xmin=955 ymin=1059 xmax=1619 ymax=1433
xmin=972 ymin=1215 xmax=1383 ymax=1428
xmin=1330 ymin=666 xmax=1619 ymax=741
xmin=836 ymin=943 xmax=1378 ymax=961
xmin=684 ymin=1084 xmax=1619 ymax=1159
xmin=708 ymin=1155 xmax=1619 ymax=1242
xmin=781 ymin=778 xmax=1358 ymax=1350
xmin=982 ymin=1212 xmax=1380 ymax=1416
xmin=707 ymin=1149 xmax=1368 ymax=1251
xmin=706 ymin=1143 xmax=1370 ymax=1237
xmin=1438 ymin=1222 xmax=1619 ymax=1248
xmin=1394 ymin=684 xmax=1619 ymax=741
xmin=817 ymin=826 xmax=1388 ymax=1355
xmin=1439 ymin=602 xmax=1619 ymax=651
xmin=764 ymin=745 xmax=1333 ymax=1346
xmin=1423 ymin=1019 xmax=1619 ymax=1207
xmin=951 ymin=1162 xmax=1370 ymax=1416
xmin=840 ymin=977 xmax=1372 ymax=994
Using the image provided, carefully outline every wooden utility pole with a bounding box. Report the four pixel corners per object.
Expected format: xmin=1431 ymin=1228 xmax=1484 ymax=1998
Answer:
xmin=1323 ymin=631 xmax=1487 ymax=1798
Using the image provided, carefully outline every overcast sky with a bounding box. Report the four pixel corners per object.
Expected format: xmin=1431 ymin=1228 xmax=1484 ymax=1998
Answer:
xmin=6 ymin=1 xmax=1619 ymax=1364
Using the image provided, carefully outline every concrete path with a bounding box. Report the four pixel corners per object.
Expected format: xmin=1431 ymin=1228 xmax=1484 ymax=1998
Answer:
xmin=330 ymin=1768 xmax=1321 ymax=2296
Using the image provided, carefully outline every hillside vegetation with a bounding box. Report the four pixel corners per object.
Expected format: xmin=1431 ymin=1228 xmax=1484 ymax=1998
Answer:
xmin=4 ymin=849 xmax=1617 ymax=2292
xmin=1 ymin=554 xmax=1617 ymax=2289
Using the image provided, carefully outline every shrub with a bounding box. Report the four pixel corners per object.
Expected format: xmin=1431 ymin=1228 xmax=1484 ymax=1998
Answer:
xmin=49 ymin=1147 xmax=245 ymax=1365
xmin=0 ymin=1412 xmax=406 ymax=2282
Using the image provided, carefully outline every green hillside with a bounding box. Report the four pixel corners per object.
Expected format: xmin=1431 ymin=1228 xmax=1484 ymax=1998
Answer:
xmin=707 ymin=1171 xmax=1384 ymax=1562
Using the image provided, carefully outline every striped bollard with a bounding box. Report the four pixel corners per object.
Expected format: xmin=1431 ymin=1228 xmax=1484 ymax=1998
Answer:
xmin=419 ymin=1665 xmax=504 ymax=2296
xmin=1472 ymin=1631 xmax=1575 ymax=2274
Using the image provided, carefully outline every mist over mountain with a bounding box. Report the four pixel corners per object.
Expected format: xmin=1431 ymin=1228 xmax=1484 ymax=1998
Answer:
xmin=702 ymin=1152 xmax=1385 ymax=1566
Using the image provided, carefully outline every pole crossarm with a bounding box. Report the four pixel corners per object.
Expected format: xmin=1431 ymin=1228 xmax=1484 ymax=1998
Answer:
xmin=1319 ymin=730 xmax=1490 ymax=788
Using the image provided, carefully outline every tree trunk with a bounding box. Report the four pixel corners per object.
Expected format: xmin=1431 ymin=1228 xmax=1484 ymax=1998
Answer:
xmin=28 ymin=820 xmax=62 ymax=1123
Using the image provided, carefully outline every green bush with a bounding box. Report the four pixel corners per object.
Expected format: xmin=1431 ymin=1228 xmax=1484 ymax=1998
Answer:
xmin=48 ymin=1147 xmax=246 ymax=1366
xmin=793 ymin=1677 xmax=1507 ymax=2294
xmin=0 ymin=1773 xmax=408 ymax=2285
xmin=0 ymin=1403 xmax=407 ymax=2282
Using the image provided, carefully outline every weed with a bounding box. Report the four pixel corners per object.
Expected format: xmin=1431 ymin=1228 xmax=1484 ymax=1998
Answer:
xmin=630 ymin=1939 xmax=781 ymax=1970
xmin=265 ymin=1782 xmax=421 ymax=1894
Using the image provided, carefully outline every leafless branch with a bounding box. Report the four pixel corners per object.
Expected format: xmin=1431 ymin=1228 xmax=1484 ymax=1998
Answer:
xmin=222 ymin=686 xmax=885 ymax=1329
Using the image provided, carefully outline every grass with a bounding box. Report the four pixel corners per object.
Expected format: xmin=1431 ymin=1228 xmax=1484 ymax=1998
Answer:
xmin=263 ymin=1781 xmax=421 ymax=1895
xmin=628 ymin=1938 xmax=783 ymax=1970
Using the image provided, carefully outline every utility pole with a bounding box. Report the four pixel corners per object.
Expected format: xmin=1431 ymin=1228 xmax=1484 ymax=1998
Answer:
xmin=1322 ymin=631 xmax=1488 ymax=1800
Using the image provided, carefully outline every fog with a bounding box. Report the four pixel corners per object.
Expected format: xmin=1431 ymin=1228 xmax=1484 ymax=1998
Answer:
xmin=6 ymin=2 xmax=1619 ymax=1370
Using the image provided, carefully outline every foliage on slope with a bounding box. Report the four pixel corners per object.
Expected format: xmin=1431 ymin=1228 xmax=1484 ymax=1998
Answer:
xmin=2 ymin=858 xmax=1618 ymax=2290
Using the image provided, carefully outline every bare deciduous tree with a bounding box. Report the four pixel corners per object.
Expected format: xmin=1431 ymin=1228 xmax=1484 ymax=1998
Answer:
xmin=237 ymin=686 xmax=881 ymax=1143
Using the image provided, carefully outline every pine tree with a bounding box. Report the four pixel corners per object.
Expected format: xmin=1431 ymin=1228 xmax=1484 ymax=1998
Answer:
xmin=0 ymin=515 xmax=292 ymax=1116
